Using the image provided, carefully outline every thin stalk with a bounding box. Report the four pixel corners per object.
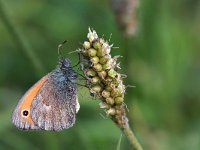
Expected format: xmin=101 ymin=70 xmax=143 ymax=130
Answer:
xmin=122 ymin=126 xmax=143 ymax=150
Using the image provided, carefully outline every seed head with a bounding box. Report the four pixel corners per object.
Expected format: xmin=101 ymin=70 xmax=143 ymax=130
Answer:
xmin=79 ymin=28 xmax=129 ymax=128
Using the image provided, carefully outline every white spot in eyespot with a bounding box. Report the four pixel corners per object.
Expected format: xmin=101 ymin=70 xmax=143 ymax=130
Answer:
xmin=21 ymin=109 xmax=29 ymax=118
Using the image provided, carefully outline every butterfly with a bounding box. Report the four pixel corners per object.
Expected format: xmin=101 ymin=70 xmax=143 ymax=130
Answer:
xmin=12 ymin=58 xmax=80 ymax=131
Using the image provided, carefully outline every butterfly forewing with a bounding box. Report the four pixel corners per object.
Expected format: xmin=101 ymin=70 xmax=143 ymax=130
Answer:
xmin=31 ymin=69 xmax=77 ymax=131
xmin=12 ymin=76 xmax=48 ymax=130
xmin=12 ymin=58 xmax=79 ymax=131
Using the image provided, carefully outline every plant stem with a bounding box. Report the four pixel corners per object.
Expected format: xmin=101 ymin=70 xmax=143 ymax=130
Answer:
xmin=111 ymin=106 xmax=143 ymax=150
xmin=122 ymin=125 xmax=143 ymax=150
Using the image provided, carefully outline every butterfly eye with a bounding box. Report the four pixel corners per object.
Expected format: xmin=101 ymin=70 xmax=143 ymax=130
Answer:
xmin=22 ymin=110 xmax=29 ymax=117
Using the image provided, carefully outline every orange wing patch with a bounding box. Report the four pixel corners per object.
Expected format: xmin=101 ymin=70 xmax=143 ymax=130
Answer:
xmin=18 ymin=75 xmax=48 ymax=124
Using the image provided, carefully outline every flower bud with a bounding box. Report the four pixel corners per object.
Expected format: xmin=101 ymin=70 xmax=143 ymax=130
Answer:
xmin=102 ymin=90 xmax=110 ymax=98
xmin=88 ymin=48 xmax=97 ymax=57
xmin=97 ymin=48 xmax=105 ymax=57
xmin=93 ymin=63 xmax=103 ymax=72
xmin=90 ymin=76 xmax=100 ymax=84
xmin=108 ymin=69 xmax=117 ymax=78
xmin=91 ymin=85 xmax=102 ymax=93
xmin=102 ymin=43 xmax=111 ymax=55
xmin=106 ymin=97 xmax=114 ymax=105
xmin=90 ymin=56 xmax=99 ymax=64
xmin=97 ymin=70 xmax=107 ymax=79
xmin=99 ymin=55 xmax=111 ymax=64
xmin=110 ymin=80 xmax=119 ymax=88
xmin=106 ymin=108 xmax=116 ymax=115
xmin=105 ymin=85 xmax=112 ymax=91
xmin=83 ymin=41 xmax=91 ymax=49
xmin=86 ymin=69 xmax=97 ymax=77
xmin=87 ymin=28 xmax=98 ymax=42
xmin=93 ymin=41 xmax=101 ymax=49
xmin=102 ymin=63 xmax=112 ymax=70
xmin=117 ymin=82 xmax=126 ymax=94
xmin=111 ymin=88 xmax=123 ymax=97
xmin=114 ymin=97 xmax=124 ymax=105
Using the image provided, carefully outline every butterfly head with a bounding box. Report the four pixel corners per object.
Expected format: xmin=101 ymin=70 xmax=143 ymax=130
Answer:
xmin=58 ymin=58 xmax=77 ymax=83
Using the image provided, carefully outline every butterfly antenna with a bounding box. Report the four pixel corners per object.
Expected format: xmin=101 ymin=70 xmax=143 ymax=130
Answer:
xmin=58 ymin=40 xmax=67 ymax=57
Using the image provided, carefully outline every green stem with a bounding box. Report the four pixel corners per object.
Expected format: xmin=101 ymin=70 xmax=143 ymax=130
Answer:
xmin=122 ymin=126 xmax=143 ymax=150
xmin=0 ymin=0 xmax=45 ymax=76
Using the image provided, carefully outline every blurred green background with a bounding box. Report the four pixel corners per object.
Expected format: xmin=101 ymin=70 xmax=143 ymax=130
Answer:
xmin=0 ymin=0 xmax=200 ymax=150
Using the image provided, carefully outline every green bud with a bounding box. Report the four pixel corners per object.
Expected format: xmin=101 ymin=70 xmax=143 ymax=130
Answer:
xmin=105 ymin=59 xmax=115 ymax=69
xmin=105 ymin=85 xmax=112 ymax=92
xmin=110 ymin=80 xmax=119 ymax=88
xmin=104 ymin=48 xmax=111 ymax=55
xmin=102 ymin=90 xmax=110 ymax=98
xmin=97 ymin=70 xmax=107 ymax=79
xmin=99 ymin=55 xmax=111 ymax=64
xmin=102 ymin=63 xmax=112 ymax=70
xmin=91 ymin=76 xmax=100 ymax=84
xmin=114 ymin=97 xmax=124 ymax=105
xmin=83 ymin=41 xmax=91 ymax=49
xmin=117 ymin=83 xmax=126 ymax=94
xmin=93 ymin=41 xmax=101 ymax=49
xmin=87 ymin=28 xmax=98 ymax=42
xmin=88 ymin=48 xmax=97 ymax=57
xmin=88 ymin=35 xmax=95 ymax=42
xmin=93 ymin=63 xmax=102 ymax=72
xmin=97 ymin=49 xmax=105 ymax=57
xmin=91 ymin=85 xmax=102 ymax=93
xmin=111 ymin=88 xmax=123 ymax=97
xmin=102 ymin=43 xmax=111 ymax=55
xmin=108 ymin=69 xmax=117 ymax=78
xmin=106 ymin=97 xmax=114 ymax=105
xmin=90 ymin=56 xmax=99 ymax=64
xmin=86 ymin=69 xmax=97 ymax=77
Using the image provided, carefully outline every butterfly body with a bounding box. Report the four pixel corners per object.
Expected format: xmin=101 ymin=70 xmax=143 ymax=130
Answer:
xmin=12 ymin=58 xmax=79 ymax=131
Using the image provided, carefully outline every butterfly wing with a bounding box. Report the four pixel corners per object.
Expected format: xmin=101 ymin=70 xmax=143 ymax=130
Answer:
xmin=12 ymin=75 xmax=48 ymax=130
xmin=12 ymin=58 xmax=79 ymax=131
xmin=31 ymin=70 xmax=78 ymax=131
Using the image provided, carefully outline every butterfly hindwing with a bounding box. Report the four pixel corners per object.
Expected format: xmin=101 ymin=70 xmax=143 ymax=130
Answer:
xmin=12 ymin=58 xmax=79 ymax=131
xmin=31 ymin=69 xmax=78 ymax=131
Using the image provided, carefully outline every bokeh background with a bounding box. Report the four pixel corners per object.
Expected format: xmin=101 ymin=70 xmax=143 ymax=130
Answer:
xmin=0 ymin=0 xmax=200 ymax=150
